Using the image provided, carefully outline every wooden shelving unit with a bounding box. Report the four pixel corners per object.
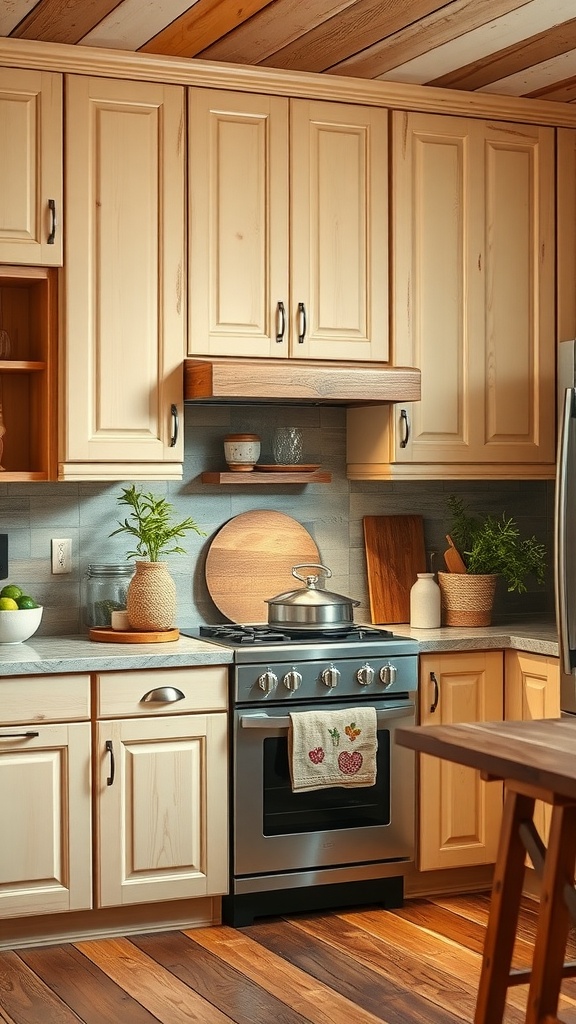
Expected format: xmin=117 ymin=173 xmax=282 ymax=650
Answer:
xmin=201 ymin=470 xmax=331 ymax=484
xmin=0 ymin=266 xmax=57 ymax=481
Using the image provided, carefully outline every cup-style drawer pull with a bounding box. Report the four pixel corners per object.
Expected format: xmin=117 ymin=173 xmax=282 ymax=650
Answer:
xmin=141 ymin=686 xmax=185 ymax=703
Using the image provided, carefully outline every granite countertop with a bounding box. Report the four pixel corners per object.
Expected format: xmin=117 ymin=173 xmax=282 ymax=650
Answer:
xmin=0 ymin=633 xmax=233 ymax=676
xmin=0 ymin=621 xmax=559 ymax=677
xmin=388 ymin=620 xmax=558 ymax=657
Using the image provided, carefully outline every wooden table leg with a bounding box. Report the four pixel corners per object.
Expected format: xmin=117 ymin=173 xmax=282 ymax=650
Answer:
xmin=526 ymin=801 xmax=576 ymax=1024
xmin=474 ymin=786 xmax=535 ymax=1024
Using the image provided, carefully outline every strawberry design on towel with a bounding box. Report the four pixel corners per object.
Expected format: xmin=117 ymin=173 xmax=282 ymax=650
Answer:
xmin=338 ymin=750 xmax=363 ymax=775
xmin=308 ymin=747 xmax=325 ymax=764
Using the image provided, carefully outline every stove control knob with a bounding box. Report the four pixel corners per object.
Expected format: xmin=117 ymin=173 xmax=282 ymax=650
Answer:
xmin=379 ymin=663 xmax=397 ymax=688
xmin=321 ymin=664 xmax=340 ymax=688
xmin=257 ymin=670 xmax=278 ymax=693
xmin=356 ymin=663 xmax=374 ymax=686
xmin=283 ymin=669 xmax=302 ymax=691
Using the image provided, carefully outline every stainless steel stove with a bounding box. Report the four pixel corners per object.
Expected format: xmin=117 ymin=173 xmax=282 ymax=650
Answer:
xmin=181 ymin=623 xmax=419 ymax=925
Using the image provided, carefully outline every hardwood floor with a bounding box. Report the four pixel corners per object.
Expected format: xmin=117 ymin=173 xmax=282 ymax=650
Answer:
xmin=2 ymin=893 xmax=576 ymax=1024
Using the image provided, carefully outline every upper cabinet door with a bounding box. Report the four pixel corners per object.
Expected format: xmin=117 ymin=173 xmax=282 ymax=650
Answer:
xmin=188 ymin=90 xmax=388 ymax=362
xmin=0 ymin=69 xmax=62 ymax=266
xmin=391 ymin=111 xmax=555 ymax=467
xmin=62 ymin=77 xmax=185 ymax=479
xmin=291 ymin=100 xmax=388 ymax=362
xmin=188 ymin=89 xmax=289 ymax=359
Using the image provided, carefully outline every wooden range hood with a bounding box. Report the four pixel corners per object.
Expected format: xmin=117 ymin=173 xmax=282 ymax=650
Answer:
xmin=184 ymin=359 xmax=421 ymax=404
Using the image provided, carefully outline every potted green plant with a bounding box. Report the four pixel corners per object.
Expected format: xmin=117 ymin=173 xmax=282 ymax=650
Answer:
xmin=110 ymin=485 xmax=205 ymax=632
xmin=438 ymin=495 xmax=547 ymax=627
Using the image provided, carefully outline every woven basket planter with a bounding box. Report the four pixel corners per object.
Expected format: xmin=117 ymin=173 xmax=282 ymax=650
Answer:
xmin=437 ymin=572 xmax=497 ymax=627
xmin=126 ymin=560 xmax=176 ymax=631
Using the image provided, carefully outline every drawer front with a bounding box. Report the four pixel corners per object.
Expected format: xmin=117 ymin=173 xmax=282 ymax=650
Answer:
xmin=0 ymin=674 xmax=90 ymax=724
xmin=96 ymin=666 xmax=228 ymax=718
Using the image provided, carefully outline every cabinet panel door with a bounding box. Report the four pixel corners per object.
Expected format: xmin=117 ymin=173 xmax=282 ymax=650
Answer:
xmin=0 ymin=723 xmax=92 ymax=919
xmin=96 ymin=714 xmax=228 ymax=907
xmin=64 ymin=77 xmax=185 ymax=468
xmin=505 ymin=651 xmax=560 ymax=846
xmin=0 ymin=69 xmax=62 ymax=266
xmin=418 ymin=652 xmax=503 ymax=871
xmin=188 ymin=89 xmax=289 ymax=358
xmin=388 ymin=112 xmax=554 ymax=469
xmin=481 ymin=122 xmax=555 ymax=463
xmin=291 ymin=100 xmax=388 ymax=361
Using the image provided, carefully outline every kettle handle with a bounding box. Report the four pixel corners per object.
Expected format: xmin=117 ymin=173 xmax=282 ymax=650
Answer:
xmin=292 ymin=563 xmax=332 ymax=586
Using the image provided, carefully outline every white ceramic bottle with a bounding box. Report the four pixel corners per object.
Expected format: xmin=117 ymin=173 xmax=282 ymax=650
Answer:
xmin=410 ymin=573 xmax=441 ymax=629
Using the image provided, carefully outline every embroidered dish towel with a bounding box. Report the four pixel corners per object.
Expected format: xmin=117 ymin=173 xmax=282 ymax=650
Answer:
xmin=288 ymin=706 xmax=378 ymax=793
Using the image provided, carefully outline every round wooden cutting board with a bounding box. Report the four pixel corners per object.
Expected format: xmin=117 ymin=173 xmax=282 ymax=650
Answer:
xmin=205 ymin=510 xmax=320 ymax=624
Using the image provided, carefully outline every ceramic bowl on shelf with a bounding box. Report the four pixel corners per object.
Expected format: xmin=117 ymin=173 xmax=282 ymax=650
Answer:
xmin=0 ymin=606 xmax=43 ymax=644
xmin=223 ymin=433 xmax=261 ymax=472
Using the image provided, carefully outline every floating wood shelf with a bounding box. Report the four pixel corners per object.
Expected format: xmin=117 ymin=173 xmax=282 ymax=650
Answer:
xmin=201 ymin=470 xmax=332 ymax=484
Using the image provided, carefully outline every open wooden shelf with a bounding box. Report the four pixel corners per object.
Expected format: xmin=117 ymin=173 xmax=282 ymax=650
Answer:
xmin=201 ymin=470 xmax=332 ymax=484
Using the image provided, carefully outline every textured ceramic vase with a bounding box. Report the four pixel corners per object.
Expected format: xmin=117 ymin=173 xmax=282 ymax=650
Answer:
xmin=409 ymin=573 xmax=441 ymax=629
xmin=126 ymin=561 xmax=176 ymax=631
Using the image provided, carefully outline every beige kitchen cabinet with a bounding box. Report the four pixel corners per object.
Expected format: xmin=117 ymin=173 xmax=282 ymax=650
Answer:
xmin=347 ymin=112 xmax=555 ymax=480
xmin=418 ymin=651 xmax=504 ymax=872
xmin=505 ymin=650 xmax=560 ymax=846
xmin=0 ymin=674 xmax=92 ymax=919
xmin=188 ymin=89 xmax=388 ymax=362
xmin=94 ymin=667 xmax=229 ymax=908
xmin=60 ymin=76 xmax=185 ymax=481
xmin=0 ymin=68 xmax=63 ymax=266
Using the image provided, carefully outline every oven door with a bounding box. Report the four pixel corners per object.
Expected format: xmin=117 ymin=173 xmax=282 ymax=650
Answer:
xmin=232 ymin=698 xmax=415 ymax=877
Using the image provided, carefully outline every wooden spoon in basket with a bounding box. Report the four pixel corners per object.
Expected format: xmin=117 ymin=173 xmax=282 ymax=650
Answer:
xmin=444 ymin=534 xmax=467 ymax=573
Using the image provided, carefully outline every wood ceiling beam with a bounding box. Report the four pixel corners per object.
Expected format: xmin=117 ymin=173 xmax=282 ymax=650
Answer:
xmin=11 ymin=0 xmax=122 ymax=44
xmin=139 ymin=0 xmax=274 ymax=57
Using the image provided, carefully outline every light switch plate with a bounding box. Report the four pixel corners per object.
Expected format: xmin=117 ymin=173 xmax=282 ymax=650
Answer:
xmin=51 ymin=538 xmax=72 ymax=574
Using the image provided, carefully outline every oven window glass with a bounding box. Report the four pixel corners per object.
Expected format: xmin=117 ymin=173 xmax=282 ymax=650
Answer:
xmin=262 ymin=728 xmax=391 ymax=835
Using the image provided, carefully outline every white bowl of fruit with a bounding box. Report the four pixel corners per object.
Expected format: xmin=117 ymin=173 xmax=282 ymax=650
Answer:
xmin=0 ymin=584 xmax=43 ymax=644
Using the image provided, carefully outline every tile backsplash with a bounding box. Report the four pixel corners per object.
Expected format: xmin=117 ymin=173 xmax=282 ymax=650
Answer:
xmin=1 ymin=405 xmax=555 ymax=636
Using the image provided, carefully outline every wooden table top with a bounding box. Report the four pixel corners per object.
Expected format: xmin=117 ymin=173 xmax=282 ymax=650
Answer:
xmin=396 ymin=718 xmax=576 ymax=800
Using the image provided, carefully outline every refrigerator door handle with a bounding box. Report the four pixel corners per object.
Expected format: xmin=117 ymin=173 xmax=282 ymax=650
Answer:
xmin=555 ymin=387 xmax=575 ymax=675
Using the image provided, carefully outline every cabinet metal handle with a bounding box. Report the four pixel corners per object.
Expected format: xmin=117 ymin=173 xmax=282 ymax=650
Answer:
xmin=276 ymin=301 xmax=286 ymax=343
xmin=399 ymin=408 xmax=410 ymax=448
xmin=0 ymin=731 xmax=39 ymax=739
xmin=297 ymin=302 xmax=307 ymax=344
xmin=429 ymin=671 xmax=439 ymax=714
xmin=169 ymin=404 xmax=178 ymax=447
xmin=105 ymin=739 xmax=115 ymax=786
xmin=47 ymin=199 xmax=57 ymax=245
xmin=141 ymin=686 xmax=185 ymax=703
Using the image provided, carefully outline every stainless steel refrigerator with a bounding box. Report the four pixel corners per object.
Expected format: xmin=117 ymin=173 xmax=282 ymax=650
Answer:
xmin=555 ymin=338 xmax=576 ymax=716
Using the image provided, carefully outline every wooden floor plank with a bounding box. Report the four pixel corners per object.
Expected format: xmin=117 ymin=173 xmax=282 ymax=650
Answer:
xmin=0 ymin=950 xmax=83 ymax=1024
xmin=17 ymin=944 xmax=160 ymax=1024
xmin=186 ymin=922 xmax=389 ymax=1024
xmin=285 ymin=908 xmax=490 ymax=1024
xmin=241 ymin=916 xmax=464 ymax=1024
xmin=389 ymin=897 xmax=536 ymax=962
xmin=132 ymin=929 xmax=313 ymax=1024
xmin=74 ymin=936 xmax=232 ymax=1024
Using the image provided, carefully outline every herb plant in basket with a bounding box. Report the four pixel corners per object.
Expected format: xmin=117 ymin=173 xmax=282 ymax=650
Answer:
xmin=439 ymin=495 xmax=546 ymax=627
xmin=110 ymin=485 xmax=205 ymax=632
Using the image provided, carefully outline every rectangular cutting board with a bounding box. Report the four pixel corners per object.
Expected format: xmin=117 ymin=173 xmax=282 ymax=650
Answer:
xmin=363 ymin=515 xmax=427 ymax=624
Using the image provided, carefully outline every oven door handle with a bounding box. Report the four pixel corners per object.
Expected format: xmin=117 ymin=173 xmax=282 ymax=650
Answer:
xmin=240 ymin=704 xmax=415 ymax=729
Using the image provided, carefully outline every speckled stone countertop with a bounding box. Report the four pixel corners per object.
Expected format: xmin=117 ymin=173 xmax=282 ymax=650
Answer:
xmin=0 ymin=621 xmax=559 ymax=677
xmin=388 ymin=620 xmax=558 ymax=657
xmin=0 ymin=633 xmax=233 ymax=676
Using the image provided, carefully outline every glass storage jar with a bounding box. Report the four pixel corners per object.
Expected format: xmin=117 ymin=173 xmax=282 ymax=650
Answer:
xmin=83 ymin=563 xmax=135 ymax=627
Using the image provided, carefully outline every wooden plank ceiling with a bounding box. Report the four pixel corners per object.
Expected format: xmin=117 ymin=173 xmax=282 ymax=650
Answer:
xmin=2 ymin=0 xmax=576 ymax=101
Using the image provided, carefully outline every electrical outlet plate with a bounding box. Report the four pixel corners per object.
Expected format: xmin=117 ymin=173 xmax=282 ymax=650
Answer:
xmin=51 ymin=538 xmax=72 ymax=574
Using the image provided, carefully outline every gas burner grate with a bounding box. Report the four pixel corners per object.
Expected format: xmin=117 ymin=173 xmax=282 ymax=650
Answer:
xmin=197 ymin=623 xmax=396 ymax=644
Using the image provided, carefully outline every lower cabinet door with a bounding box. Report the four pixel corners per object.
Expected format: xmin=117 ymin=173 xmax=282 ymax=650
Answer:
xmin=96 ymin=713 xmax=228 ymax=907
xmin=0 ymin=722 xmax=92 ymax=918
xmin=418 ymin=652 xmax=504 ymax=871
